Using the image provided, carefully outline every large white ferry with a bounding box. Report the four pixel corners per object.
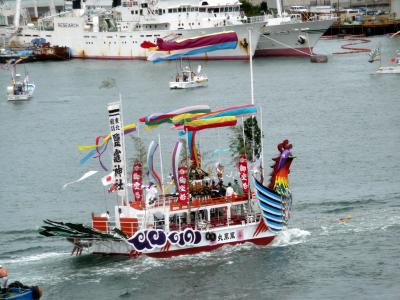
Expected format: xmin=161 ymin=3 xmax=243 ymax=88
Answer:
xmin=10 ymin=0 xmax=334 ymax=59
xmin=11 ymin=0 xmax=263 ymax=60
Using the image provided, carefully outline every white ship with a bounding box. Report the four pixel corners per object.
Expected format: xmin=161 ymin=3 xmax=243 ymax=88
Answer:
xmin=255 ymin=15 xmax=334 ymax=57
xmin=12 ymin=0 xmax=263 ymax=60
xmin=10 ymin=0 xmax=334 ymax=59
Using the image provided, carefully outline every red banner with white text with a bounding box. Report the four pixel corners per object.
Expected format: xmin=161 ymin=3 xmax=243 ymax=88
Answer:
xmin=238 ymin=154 xmax=249 ymax=194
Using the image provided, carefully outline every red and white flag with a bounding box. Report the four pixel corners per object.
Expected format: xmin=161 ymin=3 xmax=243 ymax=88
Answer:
xmin=101 ymin=172 xmax=115 ymax=186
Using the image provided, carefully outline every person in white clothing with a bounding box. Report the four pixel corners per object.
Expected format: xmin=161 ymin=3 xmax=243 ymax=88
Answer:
xmin=225 ymin=182 xmax=234 ymax=197
xmin=145 ymin=182 xmax=158 ymax=206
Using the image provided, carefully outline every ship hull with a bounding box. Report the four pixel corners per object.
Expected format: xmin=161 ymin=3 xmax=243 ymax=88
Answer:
xmin=74 ymin=220 xmax=275 ymax=258
xmin=14 ymin=20 xmax=263 ymax=60
xmin=255 ymin=19 xmax=334 ymax=57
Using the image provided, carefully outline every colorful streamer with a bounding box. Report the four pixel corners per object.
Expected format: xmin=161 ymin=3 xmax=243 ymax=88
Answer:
xmin=172 ymin=141 xmax=183 ymax=190
xmin=78 ymin=123 xmax=136 ymax=167
xmin=78 ymin=123 xmax=136 ymax=151
xmin=146 ymin=141 xmax=162 ymax=190
xmin=184 ymin=116 xmax=237 ymax=132
xmin=144 ymin=31 xmax=238 ymax=63
xmin=192 ymin=104 xmax=257 ymax=121
xmin=139 ymin=105 xmax=211 ymax=128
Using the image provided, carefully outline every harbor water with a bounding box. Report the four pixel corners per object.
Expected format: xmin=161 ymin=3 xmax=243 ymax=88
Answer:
xmin=0 ymin=36 xmax=400 ymax=299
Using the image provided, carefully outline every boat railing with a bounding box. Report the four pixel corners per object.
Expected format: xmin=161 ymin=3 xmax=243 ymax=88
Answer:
xmin=129 ymin=193 xmax=252 ymax=211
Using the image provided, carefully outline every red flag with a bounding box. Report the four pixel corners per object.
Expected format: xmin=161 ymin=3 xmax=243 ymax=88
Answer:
xmin=178 ymin=166 xmax=189 ymax=204
xmin=131 ymin=162 xmax=143 ymax=202
xmin=108 ymin=183 xmax=118 ymax=193
xmin=238 ymin=154 xmax=249 ymax=194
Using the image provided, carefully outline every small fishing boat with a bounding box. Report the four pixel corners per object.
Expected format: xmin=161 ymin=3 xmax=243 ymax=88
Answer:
xmin=169 ymin=65 xmax=208 ymax=89
xmin=6 ymin=63 xmax=35 ymax=101
xmin=142 ymin=31 xmax=236 ymax=89
xmin=369 ymin=48 xmax=400 ymax=74
xmin=376 ymin=65 xmax=400 ymax=74
xmin=1 ymin=287 xmax=33 ymax=299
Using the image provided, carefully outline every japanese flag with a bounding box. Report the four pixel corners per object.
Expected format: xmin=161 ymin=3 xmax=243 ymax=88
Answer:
xmin=101 ymin=172 xmax=115 ymax=186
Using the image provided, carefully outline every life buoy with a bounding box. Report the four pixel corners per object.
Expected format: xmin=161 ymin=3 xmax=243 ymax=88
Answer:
xmin=210 ymin=232 xmax=216 ymax=242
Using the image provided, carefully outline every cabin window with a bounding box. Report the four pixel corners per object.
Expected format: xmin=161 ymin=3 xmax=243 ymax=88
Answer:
xmin=169 ymin=213 xmax=189 ymax=230
xmin=178 ymin=8 xmax=182 ymax=12
xmin=199 ymin=7 xmax=206 ymax=12
xmin=173 ymin=8 xmax=177 ymax=13
xmin=141 ymin=3 xmax=148 ymax=8
xmin=140 ymin=9 xmax=143 ymax=15
xmin=182 ymin=7 xmax=186 ymax=12
xmin=210 ymin=207 xmax=227 ymax=226
xmin=163 ymin=9 xmax=165 ymax=13
xmin=201 ymin=1 xmax=208 ymax=5
xmin=168 ymin=8 xmax=172 ymax=13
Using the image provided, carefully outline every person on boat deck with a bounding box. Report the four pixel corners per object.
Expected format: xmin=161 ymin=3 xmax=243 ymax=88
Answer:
xmin=118 ymin=208 xmax=126 ymax=218
xmin=203 ymin=181 xmax=211 ymax=197
xmin=218 ymin=180 xmax=226 ymax=197
xmin=232 ymin=179 xmax=243 ymax=196
xmin=175 ymin=73 xmax=180 ymax=82
xmin=145 ymin=182 xmax=158 ymax=206
xmin=183 ymin=73 xmax=188 ymax=82
xmin=100 ymin=211 xmax=110 ymax=219
xmin=226 ymin=182 xmax=235 ymax=197
xmin=0 ymin=265 xmax=8 ymax=290
xmin=210 ymin=180 xmax=219 ymax=197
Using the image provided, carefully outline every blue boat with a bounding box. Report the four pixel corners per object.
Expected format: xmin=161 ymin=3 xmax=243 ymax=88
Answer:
xmin=0 ymin=288 xmax=33 ymax=299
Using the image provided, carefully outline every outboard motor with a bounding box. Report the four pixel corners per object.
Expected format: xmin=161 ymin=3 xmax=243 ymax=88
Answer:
xmin=112 ymin=0 xmax=122 ymax=8
xmin=72 ymin=0 xmax=81 ymax=9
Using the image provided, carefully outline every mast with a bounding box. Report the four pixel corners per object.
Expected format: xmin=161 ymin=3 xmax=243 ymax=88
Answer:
xmin=276 ymin=0 xmax=282 ymax=17
xmin=248 ymin=29 xmax=256 ymax=162
xmin=49 ymin=0 xmax=57 ymax=16
xmin=33 ymin=0 xmax=38 ymax=18
xmin=158 ymin=133 xmax=165 ymax=210
xmin=249 ymin=29 xmax=254 ymax=106
xmin=13 ymin=0 xmax=21 ymax=29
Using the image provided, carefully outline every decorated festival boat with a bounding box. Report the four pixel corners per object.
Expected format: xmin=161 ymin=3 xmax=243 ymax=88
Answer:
xmin=39 ymin=29 xmax=295 ymax=258
xmin=40 ymin=102 xmax=295 ymax=258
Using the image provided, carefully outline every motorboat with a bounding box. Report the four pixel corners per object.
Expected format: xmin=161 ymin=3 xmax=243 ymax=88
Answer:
xmin=170 ymin=65 xmax=208 ymax=89
xmin=7 ymin=63 xmax=35 ymax=101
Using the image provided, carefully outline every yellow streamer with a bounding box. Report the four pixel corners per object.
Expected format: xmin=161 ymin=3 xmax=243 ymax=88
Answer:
xmin=77 ymin=123 xmax=136 ymax=151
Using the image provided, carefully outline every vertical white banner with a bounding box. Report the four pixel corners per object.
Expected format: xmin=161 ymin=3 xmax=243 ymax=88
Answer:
xmin=107 ymin=102 xmax=126 ymax=197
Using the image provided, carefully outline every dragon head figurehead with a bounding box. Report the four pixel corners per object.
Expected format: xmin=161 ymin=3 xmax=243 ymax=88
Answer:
xmin=268 ymin=139 xmax=294 ymax=194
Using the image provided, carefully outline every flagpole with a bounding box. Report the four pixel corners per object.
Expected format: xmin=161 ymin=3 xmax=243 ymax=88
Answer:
xmin=158 ymin=134 xmax=165 ymax=209
xmin=249 ymin=29 xmax=254 ymax=106
xmin=119 ymin=94 xmax=129 ymax=206
xmin=260 ymin=106 xmax=264 ymax=183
